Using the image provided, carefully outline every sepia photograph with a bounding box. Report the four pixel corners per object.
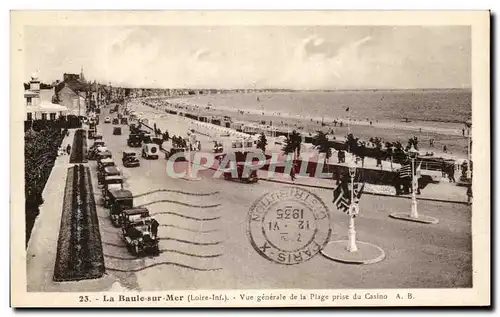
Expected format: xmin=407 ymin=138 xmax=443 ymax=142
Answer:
xmin=10 ymin=10 xmax=490 ymax=307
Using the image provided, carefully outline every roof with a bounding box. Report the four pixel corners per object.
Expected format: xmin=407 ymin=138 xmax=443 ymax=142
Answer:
xmin=104 ymin=166 xmax=120 ymax=174
xmin=99 ymin=158 xmax=114 ymax=163
xmin=105 ymin=175 xmax=123 ymax=180
xmin=108 ymin=189 xmax=133 ymax=199
xmin=123 ymin=208 xmax=150 ymax=216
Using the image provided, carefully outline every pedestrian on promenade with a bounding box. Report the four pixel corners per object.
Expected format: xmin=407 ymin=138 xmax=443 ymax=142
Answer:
xmin=467 ymin=184 xmax=472 ymax=204
xmin=462 ymin=128 xmax=465 ymax=136
xmin=66 ymin=144 xmax=71 ymax=155
xmin=290 ymin=163 xmax=296 ymax=181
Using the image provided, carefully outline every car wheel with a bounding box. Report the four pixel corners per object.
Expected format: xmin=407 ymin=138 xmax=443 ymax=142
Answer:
xmin=134 ymin=245 xmax=140 ymax=256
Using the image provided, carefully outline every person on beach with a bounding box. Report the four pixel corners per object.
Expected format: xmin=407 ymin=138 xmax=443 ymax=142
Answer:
xmin=443 ymin=145 xmax=448 ymax=153
xmin=462 ymin=128 xmax=465 ymax=136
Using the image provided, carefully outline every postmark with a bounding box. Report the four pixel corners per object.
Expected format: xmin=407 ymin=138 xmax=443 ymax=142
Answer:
xmin=247 ymin=187 xmax=331 ymax=265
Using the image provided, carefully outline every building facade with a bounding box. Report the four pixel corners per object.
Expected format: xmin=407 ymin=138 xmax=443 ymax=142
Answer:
xmin=25 ymin=74 xmax=68 ymax=121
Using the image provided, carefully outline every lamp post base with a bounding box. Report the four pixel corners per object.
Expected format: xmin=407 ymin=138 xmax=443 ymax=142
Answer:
xmin=389 ymin=213 xmax=439 ymax=224
xmin=320 ymin=240 xmax=385 ymax=265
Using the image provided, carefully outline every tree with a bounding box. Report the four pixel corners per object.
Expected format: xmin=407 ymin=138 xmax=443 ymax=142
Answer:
xmin=313 ymin=131 xmax=333 ymax=163
xmin=290 ymin=130 xmax=302 ymax=159
xmin=257 ymin=133 xmax=268 ymax=153
xmin=406 ymin=136 xmax=419 ymax=151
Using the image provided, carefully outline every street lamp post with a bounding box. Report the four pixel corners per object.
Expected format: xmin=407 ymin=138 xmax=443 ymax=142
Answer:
xmin=408 ymin=145 xmax=419 ymax=219
xmin=347 ymin=157 xmax=359 ymax=252
xmin=465 ymin=119 xmax=472 ymax=179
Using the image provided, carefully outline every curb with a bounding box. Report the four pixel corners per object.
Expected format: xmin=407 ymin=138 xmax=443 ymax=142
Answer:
xmin=258 ymin=177 xmax=468 ymax=205
xmin=172 ymin=155 xmax=468 ymax=206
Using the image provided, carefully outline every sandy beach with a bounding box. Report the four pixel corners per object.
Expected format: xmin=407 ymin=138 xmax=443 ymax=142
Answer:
xmin=141 ymin=93 xmax=470 ymax=160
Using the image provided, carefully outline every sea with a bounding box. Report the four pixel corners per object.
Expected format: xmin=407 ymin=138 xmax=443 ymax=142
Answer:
xmin=174 ymin=89 xmax=472 ymax=127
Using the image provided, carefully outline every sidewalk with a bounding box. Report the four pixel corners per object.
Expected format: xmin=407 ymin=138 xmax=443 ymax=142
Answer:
xmin=26 ymin=129 xmax=75 ymax=291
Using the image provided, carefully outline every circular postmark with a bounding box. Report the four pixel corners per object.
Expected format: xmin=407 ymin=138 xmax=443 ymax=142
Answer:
xmin=247 ymin=187 xmax=331 ymax=265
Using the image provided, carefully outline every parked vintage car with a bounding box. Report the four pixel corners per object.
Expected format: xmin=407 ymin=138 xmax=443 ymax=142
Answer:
xmin=88 ymin=129 xmax=96 ymax=140
xmin=120 ymin=117 xmax=128 ymax=125
xmin=122 ymin=151 xmax=140 ymax=167
xmin=121 ymin=208 xmax=160 ymax=256
xmin=98 ymin=165 xmax=120 ymax=185
xmin=127 ymin=133 xmax=142 ymax=147
xmin=96 ymin=149 xmax=112 ymax=161
xmin=112 ymin=118 xmax=119 ymax=125
xmin=88 ymin=141 xmax=106 ymax=160
xmin=102 ymin=175 xmax=124 ymax=207
xmin=164 ymin=146 xmax=187 ymax=161
xmin=104 ymin=116 xmax=111 ymax=123
xmin=223 ymin=161 xmax=259 ymax=183
xmin=97 ymin=158 xmax=115 ymax=175
xmin=113 ymin=127 xmax=122 ymax=135
xmin=94 ymin=134 xmax=103 ymax=140
xmin=108 ymin=189 xmax=134 ymax=227
xmin=142 ymin=143 xmax=159 ymax=159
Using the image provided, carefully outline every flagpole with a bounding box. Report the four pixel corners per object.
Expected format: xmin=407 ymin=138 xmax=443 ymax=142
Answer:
xmin=389 ymin=145 xmax=438 ymax=224
xmin=347 ymin=160 xmax=357 ymax=252
xmin=320 ymin=156 xmax=385 ymax=264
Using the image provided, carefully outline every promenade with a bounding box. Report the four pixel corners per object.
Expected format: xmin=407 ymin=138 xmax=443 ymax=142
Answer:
xmin=131 ymin=100 xmax=468 ymax=204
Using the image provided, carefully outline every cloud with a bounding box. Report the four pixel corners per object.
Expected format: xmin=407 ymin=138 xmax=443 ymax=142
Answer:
xmin=275 ymin=35 xmax=373 ymax=89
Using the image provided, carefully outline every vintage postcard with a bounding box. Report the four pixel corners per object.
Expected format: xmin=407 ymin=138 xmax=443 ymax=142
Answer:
xmin=11 ymin=10 xmax=490 ymax=307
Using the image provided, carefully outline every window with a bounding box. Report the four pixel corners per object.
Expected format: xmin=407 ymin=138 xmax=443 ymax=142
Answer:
xmin=50 ymin=113 xmax=56 ymax=120
xmin=26 ymin=97 xmax=32 ymax=106
xmin=27 ymin=112 xmax=32 ymax=121
xmin=41 ymin=113 xmax=47 ymax=120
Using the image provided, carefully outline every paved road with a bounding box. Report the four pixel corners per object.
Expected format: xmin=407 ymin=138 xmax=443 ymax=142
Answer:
xmin=91 ymin=105 xmax=472 ymax=291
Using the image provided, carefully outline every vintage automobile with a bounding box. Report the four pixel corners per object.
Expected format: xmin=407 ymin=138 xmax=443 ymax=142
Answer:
xmin=223 ymin=161 xmax=259 ymax=183
xmin=99 ymin=165 xmax=121 ymax=185
xmin=109 ymin=108 xmax=115 ymax=114
xmin=142 ymin=143 xmax=159 ymax=159
xmin=127 ymin=133 xmax=142 ymax=147
xmin=120 ymin=117 xmax=128 ymax=125
xmin=164 ymin=146 xmax=187 ymax=161
xmin=94 ymin=134 xmax=103 ymax=140
xmin=102 ymin=175 xmax=124 ymax=206
xmin=121 ymin=208 xmax=160 ymax=256
xmin=104 ymin=116 xmax=111 ymax=123
xmin=140 ymin=131 xmax=153 ymax=144
xmin=89 ymin=141 xmax=106 ymax=160
xmin=112 ymin=118 xmax=119 ymax=125
xmin=108 ymin=189 xmax=134 ymax=227
xmin=213 ymin=141 xmax=223 ymax=153
xmin=113 ymin=127 xmax=122 ymax=135
xmin=122 ymin=151 xmax=140 ymax=167
xmin=97 ymin=158 xmax=116 ymax=175
xmin=129 ymin=123 xmax=139 ymax=134
xmin=96 ymin=149 xmax=112 ymax=161
xmin=88 ymin=129 xmax=97 ymax=140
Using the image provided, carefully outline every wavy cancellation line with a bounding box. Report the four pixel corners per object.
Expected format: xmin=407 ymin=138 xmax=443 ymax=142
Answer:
xmin=160 ymin=223 xmax=221 ymax=233
xmin=132 ymin=188 xmax=220 ymax=199
xmin=106 ymin=262 xmax=222 ymax=273
xmin=159 ymin=236 xmax=222 ymax=246
xmin=150 ymin=210 xmax=221 ymax=221
xmin=104 ymin=249 xmax=222 ymax=260
xmin=136 ymin=199 xmax=221 ymax=209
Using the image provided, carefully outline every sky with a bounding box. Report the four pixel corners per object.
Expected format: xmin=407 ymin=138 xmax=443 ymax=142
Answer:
xmin=23 ymin=25 xmax=471 ymax=90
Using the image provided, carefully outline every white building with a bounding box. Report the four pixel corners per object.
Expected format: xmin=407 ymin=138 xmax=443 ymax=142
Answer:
xmin=25 ymin=74 xmax=68 ymax=121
